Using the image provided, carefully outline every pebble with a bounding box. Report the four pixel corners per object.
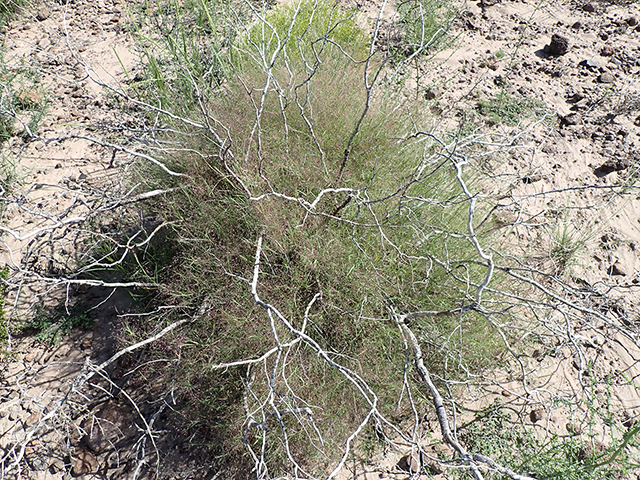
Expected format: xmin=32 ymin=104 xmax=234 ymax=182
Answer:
xmin=36 ymin=8 xmax=51 ymax=21
xmin=598 ymin=72 xmax=615 ymax=83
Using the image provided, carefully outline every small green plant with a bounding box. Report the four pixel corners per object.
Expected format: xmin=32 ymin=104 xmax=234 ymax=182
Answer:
xmin=460 ymin=401 xmax=636 ymax=479
xmin=549 ymin=219 xmax=595 ymax=275
xmin=476 ymin=91 xmax=546 ymax=125
xmin=0 ymin=48 xmax=48 ymax=142
xmin=22 ymin=303 xmax=94 ymax=345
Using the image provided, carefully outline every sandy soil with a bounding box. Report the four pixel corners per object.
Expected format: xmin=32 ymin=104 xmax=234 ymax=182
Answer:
xmin=1 ymin=0 xmax=640 ymax=478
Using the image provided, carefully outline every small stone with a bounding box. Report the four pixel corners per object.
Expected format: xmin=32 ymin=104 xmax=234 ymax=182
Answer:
xmin=571 ymin=21 xmax=582 ymax=30
xmin=501 ymin=390 xmax=512 ymax=397
xmin=530 ymin=408 xmax=545 ymax=423
xmin=545 ymin=33 xmax=569 ymax=55
xmin=72 ymin=449 xmax=99 ymax=475
xmin=24 ymin=353 xmax=35 ymax=362
xmin=627 ymin=16 xmax=638 ymax=26
xmin=36 ymin=8 xmax=51 ymax=21
xmin=81 ymin=338 xmax=92 ymax=350
xmin=25 ymin=412 xmax=41 ymax=427
xmin=598 ymin=72 xmax=615 ymax=83
xmin=580 ymin=58 xmax=600 ymax=70
xmin=600 ymin=32 xmax=609 ymax=41
xmin=425 ymin=458 xmax=444 ymax=475
xmin=15 ymin=87 xmax=40 ymax=108
xmin=583 ymin=3 xmax=596 ymax=12
xmin=522 ymin=174 xmax=542 ymax=184
xmin=561 ymin=112 xmax=582 ymax=126
xmin=608 ymin=261 xmax=626 ymax=276
xmin=424 ymin=89 xmax=439 ymax=100
xmin=49 ymin=458 xmax=66 ymax=473
xmin=600 ymin=45 xmax=616 ymax=57
xmin=397 ymin=453 xmax=420 ymax=473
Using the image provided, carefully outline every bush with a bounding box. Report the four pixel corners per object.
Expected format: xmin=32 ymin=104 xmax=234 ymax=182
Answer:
xmin=114 ymin=0 xmax=511 ymax=474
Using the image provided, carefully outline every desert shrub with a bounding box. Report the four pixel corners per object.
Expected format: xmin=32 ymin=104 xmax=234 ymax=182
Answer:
xmin=112 ymin=0 xmax=511 ymax=475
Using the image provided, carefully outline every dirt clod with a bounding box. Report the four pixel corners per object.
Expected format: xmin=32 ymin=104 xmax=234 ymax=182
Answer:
xmin=608 ymin=261 xmax=627 ymax=276
xmin=72 ymin=449 xmax=99 ymax=475
xmin=397 ymin=453 xmax=420 ymax=473
xmin=530 ymin=408 xmax=546 ymax=423
xmin=600 ymin=45 xmax=616 ymax=56
xmin=545 ymin=33 xmax=569 ymax=55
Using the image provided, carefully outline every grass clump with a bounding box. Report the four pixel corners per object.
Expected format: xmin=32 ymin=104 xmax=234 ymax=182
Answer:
xmin=395 ymin=0 xmax=456 ymax=56
xmin=0 ymin=0 xmax=31 ymax=27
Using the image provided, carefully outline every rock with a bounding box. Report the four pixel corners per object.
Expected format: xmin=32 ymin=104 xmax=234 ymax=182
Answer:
xmin=598 ymin=72 xmax=615 ymax=83
xmin=600 ymin=45 xmax=616 ymax=57
xmin=596 ymin=157 xmax=630 ymax=175
xmin=425 ymin=458 xmax=444 ymax=475
xmin=561 ymin=112 xmax=582 ymax=126
xmin=38 ymin=37 xmax=51 ymax=49
xmin=27 ymin=453 xmax=49 ymax=471
xmin=501 ymin=390 xmax=512 ymax=397
xmin=24 ymin=353 xmax=35 ymax=362
xmin=545 ymin=33 xmax=569 ymax=55
xmin=25 ymin=412 xmax=41 ymax=427
xmin=582 ymin=3 xmax=596 ymax=12
xmin=48 ymin=457 xmax=66 ymax=473
xmin=600 ymin=32 xmax=609 ymax=41
xmin=580 ymin=58 xmax=600 ymax=70
xmin=72 ymin=449 xmax=99 ymax=475
xmin=35 ymin=8 xmax=51 ymax=21
xmin=397 ymin=453 xmax=420 ymax=473
xmin=530 ymin=408 xmax=546 ymax=423
xmin=571 ymin=21 xmax=582 ymax=30
xmin=608 ymin=261 xmax=626 ymax=276
xmin=522 ymin=174 xmax=542 ymax=184
xmin=627 ymin=16 xmax=638 ymax=26
xmin=15 ymin=87 xmax=40 ymax=108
